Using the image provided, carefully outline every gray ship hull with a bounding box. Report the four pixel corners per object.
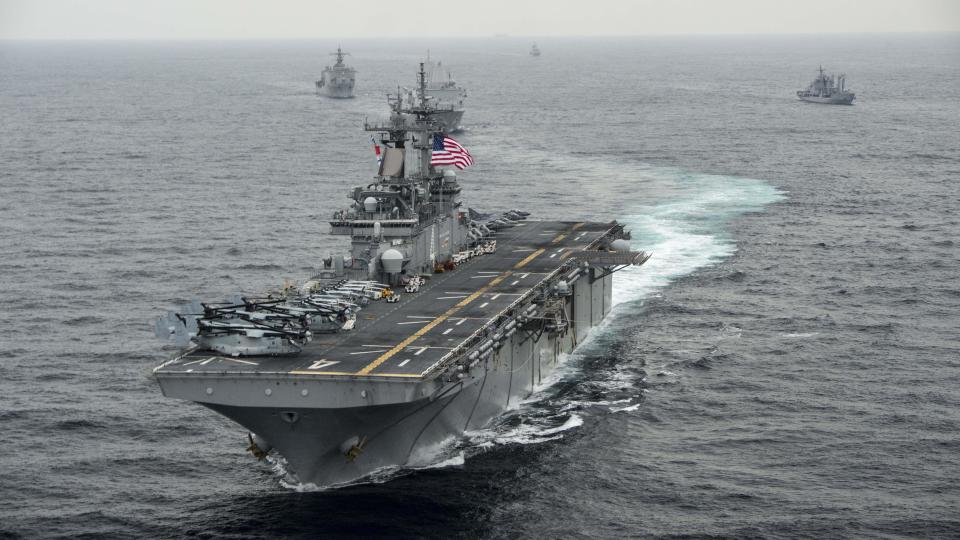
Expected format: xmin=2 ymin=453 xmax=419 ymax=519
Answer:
xmin=433 ymin=109 xmax=464 ymax=133
xmin=322 ymin=81 xmax=355 ymax=99
xmin=798 ymin=94 xmax=854 ymax=105
xmin=203 ymin=270 xmax=610 ymax=487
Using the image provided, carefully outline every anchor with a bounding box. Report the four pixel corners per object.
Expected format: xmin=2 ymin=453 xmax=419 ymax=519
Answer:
xmin=343 ymin=436 xmax=368 ymax=462
xmin=246 ymin=432 xmax=271 ymax=461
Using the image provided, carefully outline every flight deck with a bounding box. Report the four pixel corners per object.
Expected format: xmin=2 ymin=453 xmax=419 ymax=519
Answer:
xmin=156 ymin=220 xmax=615 ymax=381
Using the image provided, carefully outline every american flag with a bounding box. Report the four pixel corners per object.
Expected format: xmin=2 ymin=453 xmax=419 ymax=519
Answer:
xmin=430 ymin=135 xmax=474 ymax=170
xmin=370 ymin=135 xmax=382 ymax=165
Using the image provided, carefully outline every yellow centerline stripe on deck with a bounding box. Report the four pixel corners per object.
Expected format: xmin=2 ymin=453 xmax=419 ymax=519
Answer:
xmin=513 ymin=248 xmax=545 ymax=269
xmin=355 ymin=272 xmax=513 ymax=375
xmin=288 ymin=370 xmax=355 ymax=376
xmin=549 ymin=223 xmax=583 ymax=245
xmin=287 ymin=370 xmax=426 ymax=377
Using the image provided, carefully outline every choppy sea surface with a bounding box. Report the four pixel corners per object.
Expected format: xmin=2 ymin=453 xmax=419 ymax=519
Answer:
xmin=1 ymin=34 xmax=959 ymax=539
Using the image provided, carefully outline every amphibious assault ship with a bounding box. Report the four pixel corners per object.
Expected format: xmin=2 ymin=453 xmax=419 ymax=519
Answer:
xmin=797 ymin=65 xmax=855 ymax=105
xmin=153 ymin=63 xmax=649 ymax=488
xmin=316 ymin=46 xmax=356 ymax=98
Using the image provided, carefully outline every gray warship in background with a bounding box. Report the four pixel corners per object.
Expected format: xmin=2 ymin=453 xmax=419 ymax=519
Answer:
xmin=797 ymin=65 xmax=855 ymax=105
xmin=153 ymin=62 xmax=649 ymax=488
xmin=400 ymin=56 xmax=466 ymax=132
xmin=316 ymin=46 xmax=356 ymax=98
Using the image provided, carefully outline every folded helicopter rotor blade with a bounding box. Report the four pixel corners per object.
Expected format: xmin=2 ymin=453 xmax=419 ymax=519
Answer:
xmin=166 ymin=311 xmax=184 ymax=336
xmin=172 ymin=323 xmax=192 ymax=347
xmin=154 ymin=316 xmax=171 ymax=339
xmin=184 ymin=314 xmax=199 ymax=335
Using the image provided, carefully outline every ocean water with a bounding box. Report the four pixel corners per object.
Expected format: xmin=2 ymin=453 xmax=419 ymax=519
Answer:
xmin=1 ymin=34 xmax=959 ymax=538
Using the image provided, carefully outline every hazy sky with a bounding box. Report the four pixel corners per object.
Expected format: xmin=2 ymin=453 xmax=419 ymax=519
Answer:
xmin=2 ymin=0 xmax=958 ymax=39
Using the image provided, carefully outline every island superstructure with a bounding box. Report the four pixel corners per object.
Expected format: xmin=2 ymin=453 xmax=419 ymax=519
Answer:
xmin=316 ymin=46 xmax=356 ymax=98
xmin=153 ymin=63 xmax=649 ymax=487
xmin=797 ymin=65 xmax=855 ymax=105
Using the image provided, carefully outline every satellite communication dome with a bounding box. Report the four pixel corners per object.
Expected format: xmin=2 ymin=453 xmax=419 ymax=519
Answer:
xmin=609 ymin=239 xmax=631 ymax=252
xmin=380 ymin=249 xmax=404 ymax=274
xmin=363 ymin=197 xmax=378 ymax=213
xmin=442 ymin=169 xmax=457 ymax=179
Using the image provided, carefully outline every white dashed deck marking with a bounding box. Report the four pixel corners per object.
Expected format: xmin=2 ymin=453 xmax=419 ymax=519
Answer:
xmin=225 ymin=358 xmax=259 ymax=366
xmin=184 ymin=356 xmax=219 ymax=366
xmin=306 ymin=359 xmax=340 ymax=370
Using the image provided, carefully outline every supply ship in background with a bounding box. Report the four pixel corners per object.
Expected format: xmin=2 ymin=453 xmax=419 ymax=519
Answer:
xmin=411 ymin=55 xmax=467 ymax=132
xmin=797 ymin=65 xmax=855 ymax=104
xmin=153 ymin=63 xmax=649 ymax=487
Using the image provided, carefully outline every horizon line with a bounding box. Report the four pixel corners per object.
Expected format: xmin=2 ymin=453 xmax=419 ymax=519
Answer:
xmin=2 ymin=30 xmax=959 ymax=42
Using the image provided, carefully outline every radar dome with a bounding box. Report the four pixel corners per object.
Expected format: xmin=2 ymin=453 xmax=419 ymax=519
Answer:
xmin=380 ymin=249 xmax=404 ymax=274
xmin=610 ymin=239 xmax=630 ymax=252
xmin=363 ymin=197 xmax=378 ymax=213
xmin=442 ymin=169 xmax=457 ymax=179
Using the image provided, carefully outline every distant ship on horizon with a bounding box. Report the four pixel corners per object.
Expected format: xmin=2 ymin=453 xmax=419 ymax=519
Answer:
xmin=530 ymin=43 xmax=541 ymax=57
xmin=797 ymin=65 xmax=855 ymax=105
